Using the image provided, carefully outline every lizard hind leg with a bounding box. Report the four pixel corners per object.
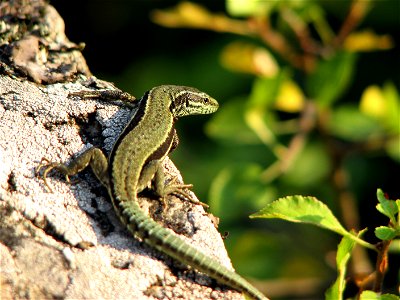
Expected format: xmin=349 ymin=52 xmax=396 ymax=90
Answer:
xmin=146 ymin=160 xmax=208 ymax=209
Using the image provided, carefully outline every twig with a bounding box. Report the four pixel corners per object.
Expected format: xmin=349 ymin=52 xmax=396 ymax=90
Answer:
xmin=250 ymin=16 xmax=307 ymax=71
xmin=261 ymin=101 xmax=316 ymax=182
xmin=334 ymin=0 xmax=372 ymax=47
xmin=373 ymin=240 xmax=391 ymax=292
xmin=280 ymin=7 xmax=321 ymax=56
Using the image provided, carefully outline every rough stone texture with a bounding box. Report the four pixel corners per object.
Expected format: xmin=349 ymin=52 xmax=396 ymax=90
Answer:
xmin=0 ymin=2 xmax=91 ymax=83
xmin=0 ymin=75 xmax=244 ymax=300
xmin=0 ymin=3 xmax=246 ymax=299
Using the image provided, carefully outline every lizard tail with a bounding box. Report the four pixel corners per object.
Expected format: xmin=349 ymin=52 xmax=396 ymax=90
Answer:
xmin=115 ymin=199 xmax=268 ymax=300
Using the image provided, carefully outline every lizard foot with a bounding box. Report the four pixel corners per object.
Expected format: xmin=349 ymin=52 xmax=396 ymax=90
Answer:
xmin=164 ymin=178 xmax=209 ymax=208
xmin=36 ymin=157 xmax=73 ymax=192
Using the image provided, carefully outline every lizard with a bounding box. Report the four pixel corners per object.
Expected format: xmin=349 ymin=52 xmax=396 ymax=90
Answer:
xmin=37 ymin=85 xmax=268 ymax=300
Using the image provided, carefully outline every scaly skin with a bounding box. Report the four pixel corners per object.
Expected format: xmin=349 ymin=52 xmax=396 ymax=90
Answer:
xmin=39 ymin=85 xmax=268 ymax=300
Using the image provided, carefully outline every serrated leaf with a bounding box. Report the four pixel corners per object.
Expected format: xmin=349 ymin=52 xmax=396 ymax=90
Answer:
xmin=250 ymin=195 xmax=348 ymax=236
xmin=375 ymin=226 xmax=398 ymax=241
xmin=377 ymin=188 xmax=389 ymax=202
xmin=251 ymin=196 xmax=375 ymax=249
xmin=376 ymin=189 xmax=398 ymax=222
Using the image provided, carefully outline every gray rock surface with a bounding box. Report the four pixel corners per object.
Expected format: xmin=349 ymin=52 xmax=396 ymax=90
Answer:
xmin=0 ymin=75 xmax=243 ymax=299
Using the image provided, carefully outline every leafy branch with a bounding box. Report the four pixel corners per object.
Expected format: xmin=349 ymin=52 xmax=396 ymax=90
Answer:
xmin=250 ymin=189 xmax=400 ymax=299
xmin=152 ymin=1 xmax=399 ymax=298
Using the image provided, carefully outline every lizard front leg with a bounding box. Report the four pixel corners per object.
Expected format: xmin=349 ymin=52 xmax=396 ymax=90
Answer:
xmin=37 ymin=147 xmax=110 ymax=191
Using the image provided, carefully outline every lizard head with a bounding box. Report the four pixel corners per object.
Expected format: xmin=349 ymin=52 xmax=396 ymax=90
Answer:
xmin=165 ymin=85 xmax=219 ymax=117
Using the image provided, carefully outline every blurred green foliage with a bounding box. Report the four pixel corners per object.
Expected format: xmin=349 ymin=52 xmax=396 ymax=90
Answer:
xmin=54 ymin=0 xmax=399 ymax=298
xmin=150 ymin=1 xmax=400 ymax=298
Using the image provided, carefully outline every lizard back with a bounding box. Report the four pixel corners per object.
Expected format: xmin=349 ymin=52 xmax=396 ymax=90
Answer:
xmin=107 ymin=85 xmax=267 ymax=300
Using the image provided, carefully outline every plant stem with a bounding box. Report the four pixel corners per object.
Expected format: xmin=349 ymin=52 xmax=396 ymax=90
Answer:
xmin=373 ymin=240 xmax=391 ymax=292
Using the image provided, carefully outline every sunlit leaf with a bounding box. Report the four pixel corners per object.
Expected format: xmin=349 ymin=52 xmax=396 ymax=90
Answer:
xmin=360 ymin=290 xmax=400 ymax=300
xmin=220 ymin=41 xmax=279 ymax=77
xmin=344 ymin=30 xmax=394 ymax=52
xmin=226 ymin=0 xmax=276 ymax=17
xmin=360 ymin=82 xmax=400 ymax=134
xmin=250 ymin=195 xmax=348 ymax=236
xmin=151 ymin=2 xmax=212 ymax=28
xmin=360 ymin=85 xmax=387 ymax=118
xmin=275 ymin=80 xmax=305 ymax=113
xmin=251 ymin=195 xmax=374 ymax=249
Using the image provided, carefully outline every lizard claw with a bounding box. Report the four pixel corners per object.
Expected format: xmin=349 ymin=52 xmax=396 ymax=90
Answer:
xmin=165 ymin=179 xmax=209 ymax=208
xmin=36 ymin=157 xmax=72 ymax=192
xmin=36 ymin=157 xmax=56 ymax=192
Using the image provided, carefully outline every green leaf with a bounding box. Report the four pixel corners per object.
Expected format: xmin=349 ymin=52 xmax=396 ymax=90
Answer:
xmin=386 ymin=135 xmax=400 ymax=162
xmin=381 ymin=295 xmax=400 ymax=300
xmin=360 ymin=290 xmax=400 ymax=300
xmin=389 ymin=240 xmax=400 ymax=253
xmin=226 ymin=0 xmax=276 ymax=17
xmin=248 ymin=73 xmax=285 ymax=108
xmin=382 ymin=82 xmax=400 ymax=134
xmin=375 ymin=226 xmax=399 ymax=240
xmin=250 ymin=195 xmax=348 ymax=235
xmin=325 ymin=232 xmax=361 ymax=300
xmin=306 ymin=51 xmax=356 ymax=106
xmin=397 ymin=200 xmax=400 ymax=215
xmin=328 ymin=104 xmax=382 ymax=141
xmin=251 ymin=196 xmax=375 ymax=249
xmin=376 ymin=189 xmax=398 ymax=222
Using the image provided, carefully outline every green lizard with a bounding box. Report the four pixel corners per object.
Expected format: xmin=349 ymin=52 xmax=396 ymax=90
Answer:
xmin=38 ymin=85 xmax=267 ymax=300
